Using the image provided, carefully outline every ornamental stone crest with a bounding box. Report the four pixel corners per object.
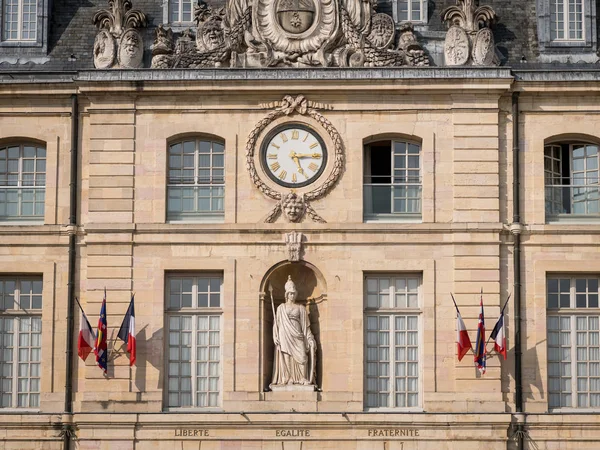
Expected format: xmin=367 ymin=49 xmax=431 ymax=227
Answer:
xmin=92 ymin=0 xmax=148 ymax=69
xmin=285 ymin=231 xmax=304 ymax=262
xmin=151 ymin=0 xmax=429 ymax=68
xmin=441 ymin=0 xmax=498 ymax=66
xmin=246 ymin=95 xmax=344 ymax=223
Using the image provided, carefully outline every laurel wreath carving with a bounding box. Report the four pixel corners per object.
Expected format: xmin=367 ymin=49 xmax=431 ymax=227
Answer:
xmin=245 ymin=95 xmax=345 ymax=211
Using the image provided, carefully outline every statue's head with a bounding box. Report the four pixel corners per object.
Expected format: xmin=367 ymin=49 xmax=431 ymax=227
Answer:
xmin=284 ymin=275 xmax=298 ymax=302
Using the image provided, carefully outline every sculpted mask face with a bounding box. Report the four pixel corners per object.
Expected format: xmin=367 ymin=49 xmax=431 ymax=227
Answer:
xmin=124 ymin=33 xmax=140 ymax=56
xmin=368 ymin=15 xmax=394 ymax=48
xmin=203 ymin=20 xmax=224 ymax=49
xmin=282 ymin=193 xmax=305 ymax=222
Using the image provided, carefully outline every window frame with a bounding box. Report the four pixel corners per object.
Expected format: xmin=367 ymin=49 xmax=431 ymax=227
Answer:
xmin=536 ymin=0 xmax=596 ymax=54
xmin=166 ymin=137 xmax=225 ymax=223
xmin=392 ymin=0 xmax=427 ymax=24
xmin=544 ymin=141 xmax=600 ymax=221
xmin=164 ymin=272 xmax=223 ymax=411
xmin=163 ymin=0 xmax=195 ymax=29
xmin=363 ymin=139 xmax=422 ymax=223
xmin=363 ymin=273 xmax=422 ymax=411
xmin=547 ymin=275 xmax=600 ymax=411
xmin=0 ymin=141 xmax=46 ymax=223
xmin=0 ymin=276 xmax=42 ymax=410
xmin=0 ymin=0 xmax=49 ymax=61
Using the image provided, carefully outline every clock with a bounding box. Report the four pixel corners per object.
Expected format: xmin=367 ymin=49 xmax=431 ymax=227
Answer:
xmin=260 ymin=124 xmax=327 ymax=188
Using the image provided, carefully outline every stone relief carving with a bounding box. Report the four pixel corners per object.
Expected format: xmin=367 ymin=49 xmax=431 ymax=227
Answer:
xmin=285 ymin=231 xmax=304 ymax=262
xmin=151 ymin=0 xmax=429 ymax=68
xmin=441 ymin=0 xmax=498 ymax=66
xmin=246 ymin=95 xmax=344 ymax=223
xmin=93 ymin=0 xmax=147 ymax=69
xmin=270 ymin=276 xmax=316 ymax=390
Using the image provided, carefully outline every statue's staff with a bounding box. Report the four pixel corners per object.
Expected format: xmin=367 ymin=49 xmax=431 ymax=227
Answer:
xmin=268 ymin=283 xmax=278 ymax=347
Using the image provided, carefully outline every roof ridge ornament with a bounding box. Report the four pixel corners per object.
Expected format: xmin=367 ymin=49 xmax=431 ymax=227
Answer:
xmin=92 ymin=0 xmax=148 ymax=69
xmin=441 ymin=0 xmax=499 ymax=66
xmin=150 ymin=0 xmax=430 ymax=69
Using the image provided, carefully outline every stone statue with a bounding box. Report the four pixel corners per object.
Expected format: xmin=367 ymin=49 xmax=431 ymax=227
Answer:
xmin=270 ymin=276 xmax=316 ymax=388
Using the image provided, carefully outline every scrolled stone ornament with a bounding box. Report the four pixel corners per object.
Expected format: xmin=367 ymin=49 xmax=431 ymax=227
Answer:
xmin=444 ymin=25 xmax=470 ymax=66
xmin=472 ymin=27 xmax=496 ymax=65
xmin=118 ymin=28 xmax=144 ymax=68
xmin=93 ymin=30 xmax=116 ymax=69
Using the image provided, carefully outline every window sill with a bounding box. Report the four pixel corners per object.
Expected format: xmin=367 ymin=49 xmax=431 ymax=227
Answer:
xmin=546 ymin=215 xmax=600 ymax=224
xmin=163 ymin=407 xmax=224 ymax=413
xmin=0 ymin=220 xmax=45 ymax=226
xmin=363 ymin=407 xmax=424 ymax=413
xmin=364 ymin=215 xmax=422 ymax=224
xmin=548 ymin=408 xmax=600 ymax=413
xmin=0 ymin=408 xmax=41 ymax=413
xmin=167 ymin=218 xmax=225 ymax=224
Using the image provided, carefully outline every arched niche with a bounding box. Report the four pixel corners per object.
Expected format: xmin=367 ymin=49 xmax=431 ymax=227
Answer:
xmin=259 ymin=260 xmax=327 ymax=392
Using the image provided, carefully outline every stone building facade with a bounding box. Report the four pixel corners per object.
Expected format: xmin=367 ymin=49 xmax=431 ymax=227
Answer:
xmin=2 ymin=0 xmax=600 ymax=449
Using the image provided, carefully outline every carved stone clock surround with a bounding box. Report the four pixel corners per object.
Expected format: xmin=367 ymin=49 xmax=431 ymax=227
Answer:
xmin=246 ymin=95 xmax=345 ymax=223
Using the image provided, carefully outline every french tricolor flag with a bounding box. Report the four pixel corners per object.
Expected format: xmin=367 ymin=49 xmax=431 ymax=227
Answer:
xmin=490 ymin=295 xmax=511 ymax=360
xmin=77 ymin=299 xmax=96 ymax=361
xmin=451 ymin=294 xmax=472 ymax=361
xmin=117 ymin=295 xmax=136 ymax=366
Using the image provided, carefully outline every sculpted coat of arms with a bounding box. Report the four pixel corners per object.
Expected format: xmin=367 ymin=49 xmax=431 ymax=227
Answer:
xmin=151 ymin=0 xmax=430 ymax=68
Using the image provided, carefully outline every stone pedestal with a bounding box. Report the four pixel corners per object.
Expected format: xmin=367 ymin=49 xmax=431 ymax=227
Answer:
xmin=270 ymin=384 xmax=316 ymax=392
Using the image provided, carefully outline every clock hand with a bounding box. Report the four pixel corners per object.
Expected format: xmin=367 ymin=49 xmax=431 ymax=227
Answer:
xmin=294 ymin=153 xmax=322 ymax=159
xmin=289 ymin=151 xmax=307 ymax=177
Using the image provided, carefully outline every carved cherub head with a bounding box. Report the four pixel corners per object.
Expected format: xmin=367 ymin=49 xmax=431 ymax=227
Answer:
xmin=281 ymin=192 xmax=306 ymax=222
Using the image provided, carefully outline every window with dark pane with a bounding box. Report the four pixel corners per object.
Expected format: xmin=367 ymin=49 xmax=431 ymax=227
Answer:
xmin=364 ymin=140 xmax=421 ymax=220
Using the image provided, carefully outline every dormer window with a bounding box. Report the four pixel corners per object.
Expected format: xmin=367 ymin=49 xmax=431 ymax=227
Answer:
xmin=550 ymin=0 xmax=584 ymax=41
xmin=2 ymin=0 xmax=37 ymax=41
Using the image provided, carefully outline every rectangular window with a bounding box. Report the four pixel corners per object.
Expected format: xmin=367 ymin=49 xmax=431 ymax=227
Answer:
xmin=364 ymin=140 xmax=421 ymax=221
xmin=550 ymin=0 xmax=584 ymax=41
xmin=544 ymin=143 xmax=599 ymax=219
xmin=547 ymin=276 xmax=600 ymax=409
xmin=166 ymin=274 xmax=222 ymax=409
xmin=365 ymin=274 xmax=420 ymax=409
xmin=2 ymin=0 xmax=37 ymax=41
xmin=0 ymin=143 xmax=46 ymax=221
xmin=0 ymin=277 xmax=42 ymax=409
xmin=169 ymin=0 xmax=193 ymax=23
xmin=394 ymin=0 xmax=425 ymax=22
xmin=167 ymin=139 xmax=224 ymax=222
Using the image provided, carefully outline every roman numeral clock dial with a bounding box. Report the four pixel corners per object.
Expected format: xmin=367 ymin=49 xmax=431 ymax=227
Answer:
xmin=261 ymin=125 xmax=327 ymax=188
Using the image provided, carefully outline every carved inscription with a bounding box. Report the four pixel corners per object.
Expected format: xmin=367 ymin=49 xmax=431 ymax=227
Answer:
xmin=174 ymin=429 xmax=210 ymax=437
xmin=275 ymin=429 xmax=311 ymax=437
xmin=367 ymin=429 xmax=419 ymax=437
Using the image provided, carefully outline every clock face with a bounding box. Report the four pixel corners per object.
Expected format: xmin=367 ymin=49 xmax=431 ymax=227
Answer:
xmin=261 ymin=124 xmax=327 ymax=188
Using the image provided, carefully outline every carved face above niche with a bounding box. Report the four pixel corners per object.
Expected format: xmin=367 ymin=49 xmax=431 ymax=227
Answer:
xmin=246 ymin=95 xmax=345 ymax=224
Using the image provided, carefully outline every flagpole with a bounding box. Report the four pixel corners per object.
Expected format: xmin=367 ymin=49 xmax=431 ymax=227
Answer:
xmin=451 ymin=293 xmax=474 ymax=352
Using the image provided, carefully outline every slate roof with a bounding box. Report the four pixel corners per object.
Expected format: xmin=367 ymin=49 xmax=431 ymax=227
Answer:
xmin=0 ymin=0 xmax=596 ymax=71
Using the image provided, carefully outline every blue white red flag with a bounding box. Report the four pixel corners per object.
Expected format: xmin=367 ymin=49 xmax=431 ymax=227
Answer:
xmin=117 ymin=294 xmax=136 ymax=366
xmin=94 ymin=289 xmax=108 ymax=374
xmin=490 ymin=294 xmax=511 ymax=361
xmin=474 ymin=291 xmax=486 ymax=374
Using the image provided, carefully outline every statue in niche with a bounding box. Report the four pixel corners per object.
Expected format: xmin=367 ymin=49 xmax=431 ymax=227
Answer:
xmin=270 ymin=276 xmax=316 ymax=389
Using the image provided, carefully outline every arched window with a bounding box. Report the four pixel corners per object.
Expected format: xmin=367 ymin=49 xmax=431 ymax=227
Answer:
xmin=0 ymin=142 xmax=46 ymax=221
xmin=363 ymin=139 xmax=421 ymax=221
xmin=545 ymin=142 xmax=599 ymax=219
xmin=167 ymin=137 xmax=225 ymax=222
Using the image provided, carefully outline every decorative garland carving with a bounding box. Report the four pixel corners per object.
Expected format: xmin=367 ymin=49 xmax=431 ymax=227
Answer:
xmin=441 ymin=0 xmax=498 ymax=66
xmin=150 ymin=0 xmax=429 ymax=68
xmin=245 ymin=95 xmax=345 ymax=223
xmin=92 ymin=0 xmax=147 ymax=69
